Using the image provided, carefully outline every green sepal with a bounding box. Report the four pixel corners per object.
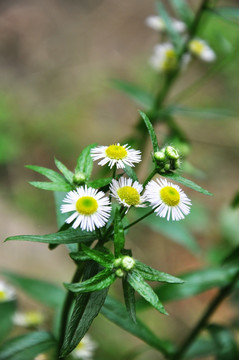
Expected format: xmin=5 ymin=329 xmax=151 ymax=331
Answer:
xmin=114 ymin=208 xmax=125 ymax=257
xmin=0 ymin=299 xmax=17 ymax=343
xmin=64 ymin=268 xmax=116 ymax=293
xmin=29 ymin=181 xmax=73 ymax=192
xmin=54 ymin=158 xmax=74 ymax=183
xmin=75 ymin=143 xmax=96 ymax=180
xmin=135 ymin=260 xmax=184 ymax=283
xmin=207 ymin=323 xmax=239 ymax=360
xmin=127 ymin=270 xmax=168 ymax=315
xmin=25 ymin=164 xmax=66 ymax=183
xmin=81 ymin=244 xmax=114 ymax=268
xmin=122 ymin=277 xmax=136 ymax=323
xmin=162 ymin=172 xmax=213 ymax=196
xmin=139 ymin=111 xmax=159 ymax=152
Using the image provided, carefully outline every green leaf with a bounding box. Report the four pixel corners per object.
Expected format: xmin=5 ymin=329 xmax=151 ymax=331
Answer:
xmin=184 ymin=337 xmax=218 ymax=359
xmin=70 ymin=251 xmax=91 ymax=263
xmin=87 ymin=177 xmax=112 ymax=189
xmin=213 ymin=7 xmax=239 ymax=24
xmin=5 ymin=227 xmax=98 ymax=245
xmin=135 ymin=260 xmax=184 ymax=283
xmin=64 ymin=269 xmax=116 ymax=293
xmin=170 ymin=0 xmax=194 ymax=26
xmin=26 ymin=165 xmax=65 ymax=183
xmin=122 ymin=277 xmax=136 ymax=323
xmin=54 ymin=158 xmax=74 ymax=183
xmin=139 ymin=111 xmax=159 ymax=152
xmin=124 ymin=164 xmax=139 ymax=182
xmin=29 ymin=181 xmax=73 ymax=192
xmin=207 ymin=324 xmax=239 ymax=360
xmin=1 ymin=270 xmax=65 ymax=308
xmin=114 ymin=208 xmax=125 ymax=257
xmin=75 ymin=144 xmax=96 ymax=180
xmin=101 ymin=296 xmax=174 ymax=356
xmin=162 ymin=172 xmax=213 ymax=196
xmin=127 ymin=270 xmax=168 ymax=315
xmin=231 ymin=191 xmax=239 ymax=209
xmin=0 ymin=300 xmax=17 ymax=343
xmin=60 ymin=263 xmax=109 ymax=357
xmin=0 ymin=331 xmax=56 ymax=360
xmin=170 ymin=105 xmax=236 ymax=119
xmin=81 ymin=244 xmax=114 ymax=268
xmin=110 ymin=79 xmax=154 ymax=108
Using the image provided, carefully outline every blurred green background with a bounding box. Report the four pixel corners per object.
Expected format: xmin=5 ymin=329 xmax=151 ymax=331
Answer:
xmin=0 ymin=0 xmax=239 ymax=359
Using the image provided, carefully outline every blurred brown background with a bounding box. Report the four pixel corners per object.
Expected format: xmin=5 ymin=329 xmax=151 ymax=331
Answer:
xmin=0 ymin=0 xmax=239 ymax=359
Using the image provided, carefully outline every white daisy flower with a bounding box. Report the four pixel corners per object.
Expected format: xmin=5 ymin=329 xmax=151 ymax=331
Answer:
xmin=188 ymin=38 xmax=216 ymax=62
xmin=110 ymin=177 xmax=146 ymax=212
xmin=145 ymin=15 xmax=186 ymax=33
xmin=150 ymin=43 xmax=178 ymax=73
xmin=13 ymin=310 xmax=44 ymax=328
xmin=71 ymin=334 xmax=97 ymax=360
xmin=90 ymin=143 xmax=141 ymax=169
xmin=61 ymin=186 xmax=111 ymax=231
xmin=145 ymin=178 xmax=191 ymax=221
xmin=34 ymin=355 xmax=47 ymax=360
xmin=0 ymin=280 xmax=16 ymax=302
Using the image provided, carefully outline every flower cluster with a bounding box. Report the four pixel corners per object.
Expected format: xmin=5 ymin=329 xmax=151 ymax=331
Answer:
xmin=61 ymin=143 xmax=191 ymax=232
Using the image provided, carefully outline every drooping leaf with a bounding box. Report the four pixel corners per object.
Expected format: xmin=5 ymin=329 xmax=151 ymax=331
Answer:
xmin=114 ymin=208 xmax=125 ymax=257
xmin=207 ymin=324 xmax=239 ymax=360
xmin=0 ymin=300 xmax=17 ymax=343
xmin=127 ymin=270 xmax=168 ymax=315
xmin=1 ymin=270 xmax=65 ymax=308
xmin=29 ymin=181 xmax=73 ymax=192
xmin=170 ymin=0 xmax=194 ymax=26
xmin=122 ymin=277 xmax=136 ymax=323
xmin=139 ymin=111 xmax=159 ymax=152
xmin=75 ymin=144 xmax=96 ymax=181
xmin=162 ymin=172 xmax=213 ymax=196
xmin=25 ymin=165 xmax=66 ymax=183
xmin=0 ymin=331 xmax=56 ymax=360
xmin=101 ymin=296 xmax=174 ymax=356
xmin=135 ymin=260 xmax=184 ymax=283
xmin=54 ymin=158 xmax=74 ymax=183
xmin=81 ymin=244 xmax=114 ymax=268
xmin=110 ymin=79 xmax=154 ymax=108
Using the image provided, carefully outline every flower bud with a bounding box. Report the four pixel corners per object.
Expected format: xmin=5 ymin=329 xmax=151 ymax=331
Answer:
xmin=165 ymin=146 xmax=179 ymax=160
xmin=154 ymin=151 xmax=166 ymax=162
xmin=115 ymin=269 xmax=124 ymax=278
xmin=164 ymin=163 xmax=171 ymax=172
xmin=121 ymin=256 xmax=135 ymax=271
xmin=73 ymin=172 xmax=86 ymax=185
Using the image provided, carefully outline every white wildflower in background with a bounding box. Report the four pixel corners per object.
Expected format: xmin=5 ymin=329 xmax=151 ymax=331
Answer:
xmin=110 ymin=177 xmax=146 ymax=212
xmin=13 ymin=310 xmax=44 ymax=328
xmin=188 ymin=38 xmax=216 ymax=62
xmin=145 ymin=178 xmax=191 ymax=221
xmin=90 ymin=143 xmax=141 ymax=169
xmin=34 ymin=354 xmax=47 ymax=360
xmin=61 ymin=186 xmax=111 ymax=231
xmin=145 ymin=15 xmax=186 ymax=33
xmin=71 ymin=334 xmax=97 ymax=360
xmin=0 ymin=280 xmax=16 ymax=302
xmin=150 ymin=43 xmax=178 ymax=72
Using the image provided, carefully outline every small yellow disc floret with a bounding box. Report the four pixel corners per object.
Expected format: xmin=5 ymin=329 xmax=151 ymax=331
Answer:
xmin=76 ymin=196 xmax=98 ymax=215
xmin=189 ymin=40 xmax=204 ymax=55
xmin=160 ymin=186 xmax=180 ymax=206
xmin=0 ymin=290 xmax=7 ymax=301
xmin=117 ymin=186 xmax=140 ymax=206
xmin=105 ymin=145 xmax=127 ymax=160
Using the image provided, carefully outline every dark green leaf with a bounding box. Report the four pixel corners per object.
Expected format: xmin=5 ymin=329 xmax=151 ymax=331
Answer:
xmin=0 ymin=331 xmax=56 ymax=360
xmin=0 ymin=300 xmax=17 ymax=343
xmin=122 ymin=277 xmax=136 ymax=323
xmin=110 ymin=79 xmax=154 ymax=108
xmin=54 ymin=158 xmax=74 ymax=183
xmin=29 ymin=181 xmax=73 ymax=192
xmin=124 ymin=165 xmax=139 ymax=182
xmin=70 ymin=251 xmax=91 ymax=263
xmin=101 ymin=296 xmax=174 ymax=356
xmin=162 ymin=172 xmax=213 ymax=196
xmin=114 ymin=208 xmax=125 ymax=257
xmin=75 ymin=144 xmax=96 ymax=180
xmin=81 ymin=244 xmax=114 ymax=268
xmin=5 ymin=227 xmax=98 ymax=245
xmin=184 ymin=337 xmax=217 ymax=359
xmin=26 ymin=165 xmax=65 ymax=183
xmin=170 ymin=0 xmax=194 ymax=26
xmin=139 ymin=111 xmax=159 ymax=152
xmin=135 ymin=260 xmax=184 ymax=283
xmin=207 ymin=324 xmax=239 ymax=360
xmin=127 ymin=270 xmax=168 ymax=315
xmin=231 ymin=191 xmax=239 ymax=209
xmin=87 ymin=177 xmax=112 ymax=189
xmin=1 ymin=270 xmax=65 ymax=308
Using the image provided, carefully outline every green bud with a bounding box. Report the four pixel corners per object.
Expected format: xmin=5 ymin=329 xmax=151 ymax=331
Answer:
xmin=73 ymin=172 xmax=86 ymax=185
xmin=121 ymin=256 xmax=135 ymax=271
xmin=115 ymin=269 xmax=124 ymax=278
xmin=174 ymin=159 xmax=181 ymax=169
xmin=165 ymin=146 xmax=179 ymax=160
xmin=113 ymin=258 xmax=122 ymax=268
xmin=164 ymin=163 xmax=171 ymax=171
xmin=154 ymin=151 xmax=166 ymax=162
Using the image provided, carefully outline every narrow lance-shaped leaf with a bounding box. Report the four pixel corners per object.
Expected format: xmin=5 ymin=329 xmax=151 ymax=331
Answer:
xmin=0 ymin=300 xmax=17 ymax=343
xmin=135 ymin=260 xmax=184 ymax=283
xmin=54 ymin=158 xmax=74 ymax=183
xmin=171 ymin=0 xmax=194 ymax=26
xmin=122 ymin=277 xmax=136 ymax=323
xmin=139 ymin=111 xmax=159 ymax=152
xmin=29 ymin=181 xmax=73 ymax=192
xmin=81 ymin=244 xmax=114 ymax=268
xmin=114 ymin=208 xmax=125 ymax=257
xmin=124 ymin=164 xmax=139 ymax=182
xmin=75 ymin=143 xmax=96 ymax=180
xmin=87 ymin=177 xmax=112 ymax=189
xmin=25 ymin=165 xmax=66 ymax=183
xmin=127 ymin=270 xmax=168 ymax=315
xmin=207 ymin=324 xmax=239 ymax=360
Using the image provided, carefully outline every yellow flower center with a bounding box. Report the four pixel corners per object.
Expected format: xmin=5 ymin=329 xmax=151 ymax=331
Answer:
xmin=117 ymin=186 xmax=140 ymax=206
xmin=162 ymin=49 xmax=177 ymax=71
xmin=189 ymin=40 xmax=204 ymax=55
xmin=160 ymin=186 xmax=180 ymax=206
xmin=76 ymin=196 xmax=98 ymax=215
xmin=105 ymin=144 xmax=127 ymax=160
xmin=0 ymin=290 xmax=7 ymax=301
xmin=76 ymin=341 xmax=85 ymax=350
xmin=25 ymin=311 xmax=44 ymax=326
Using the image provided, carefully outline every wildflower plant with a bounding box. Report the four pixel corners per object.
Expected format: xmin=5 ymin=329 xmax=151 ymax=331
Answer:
xmin=1 ymin=1 xmax=239 ymax=360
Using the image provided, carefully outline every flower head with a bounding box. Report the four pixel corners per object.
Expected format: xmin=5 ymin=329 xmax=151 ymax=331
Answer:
xmin=13 ymin=310 xmax=44 ymax=328
xmin=90 ymin=143 xmax=141 ymax=169
xmin=71 ymin=334 xmax=97 ymax=360
xmin=145 ymin=15 xmax=186 ymax=33
xmin=61 ymin=186 xmax=111 ymax=231
xmin=188 ymin=38 xmax=216 ymax=62
xmin=0 ymin=280 xmax=16 ymax=302
xmin=110 ymin=177 xmax=146 ymax=211
xmin=145 ymin=178 xmax=191 ymax=221
xmin=34 ymin=355 xmax=47 ymax=360
xmin=150 ymin=43 xmax=178 ymax=73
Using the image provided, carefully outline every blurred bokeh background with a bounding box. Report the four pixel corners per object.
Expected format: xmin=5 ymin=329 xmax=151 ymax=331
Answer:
xmin=0 ymin=0 xmax=239 ymax=359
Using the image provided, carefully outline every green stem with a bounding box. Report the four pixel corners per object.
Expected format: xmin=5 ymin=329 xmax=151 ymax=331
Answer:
xmin=123 ymin=209 xmax=155 ymax=231
xmin=171 ymin=270 xmax=239 ymax=360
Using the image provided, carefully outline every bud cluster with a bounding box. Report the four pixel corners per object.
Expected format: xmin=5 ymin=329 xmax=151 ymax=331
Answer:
xmin=113 ymin=256 xmax=136 ymax=277
xmin=154 ymin=145 xmax=181 ymax=172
